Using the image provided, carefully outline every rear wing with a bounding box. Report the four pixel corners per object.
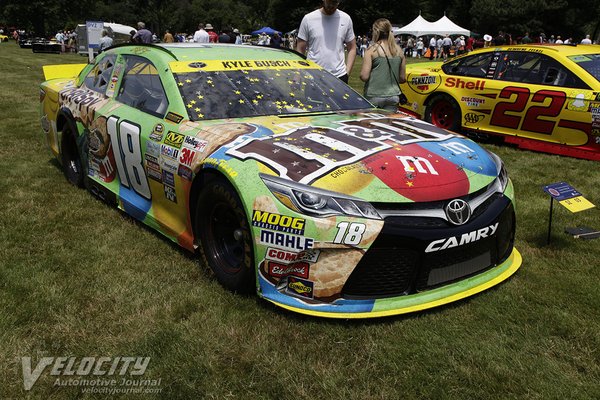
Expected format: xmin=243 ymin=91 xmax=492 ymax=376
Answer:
xmin=42 ymin=64 xmax=87 ymax=80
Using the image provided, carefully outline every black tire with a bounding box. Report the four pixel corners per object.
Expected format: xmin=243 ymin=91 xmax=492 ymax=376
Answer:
xmin=424 ymin=94 xmax=462 ymax=132
xmin=195 ymin=177 xmax=255 ymax=293
xmin=61 ymin=121 xmax=85 ymax=187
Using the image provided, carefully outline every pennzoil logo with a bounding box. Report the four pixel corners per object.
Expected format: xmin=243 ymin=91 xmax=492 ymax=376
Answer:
xmin=164 ymin=131 xmax=185 ymax=148
xmin=252 ymin=211 xmax=305 ymax=235
xmin=286 ymin=277 xmax=314 ymax=298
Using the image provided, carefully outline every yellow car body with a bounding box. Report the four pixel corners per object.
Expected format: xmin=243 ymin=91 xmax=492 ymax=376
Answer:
xmin=399 ymin=45 xmax=600 ymax=161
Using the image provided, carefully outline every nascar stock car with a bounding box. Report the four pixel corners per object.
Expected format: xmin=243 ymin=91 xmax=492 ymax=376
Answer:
xmin=40 ymin=43 xmax=521 ymax=318
xmin=399 ymin=44 xmax=600 ymax=161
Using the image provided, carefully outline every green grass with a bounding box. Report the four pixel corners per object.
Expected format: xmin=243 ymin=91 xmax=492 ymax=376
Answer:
xmin=0 ymin=42 xmax=599 ymax=399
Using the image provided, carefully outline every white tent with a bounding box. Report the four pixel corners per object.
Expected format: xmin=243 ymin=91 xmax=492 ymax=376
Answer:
xmin=431 ymin=15 xmax=470 ymax=36
xmin=396 ymin=14 xmax=470 ymax=37
xmin=395 ymin=14 xmax=436 ymax=37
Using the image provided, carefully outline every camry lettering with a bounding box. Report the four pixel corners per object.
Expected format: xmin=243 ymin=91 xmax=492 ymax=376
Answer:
xmin=445 ymin=77 xmax=486 ymax=90
xmin=425 ymin=223 xmax=499 ymax=253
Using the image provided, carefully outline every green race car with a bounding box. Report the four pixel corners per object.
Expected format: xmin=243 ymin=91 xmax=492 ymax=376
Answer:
xmin=40 ymin=43 xmax=521 ymax=318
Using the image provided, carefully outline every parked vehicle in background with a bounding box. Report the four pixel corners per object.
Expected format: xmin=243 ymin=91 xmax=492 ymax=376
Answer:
xmin=75 ymin=22 xmax=136 ymax=56
xmin=400 ymin=44 xmax=600 ymax=161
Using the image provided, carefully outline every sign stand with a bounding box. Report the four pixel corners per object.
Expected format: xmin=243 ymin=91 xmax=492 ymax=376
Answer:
xmin=542 ymin=181 xmax=595 ymax=245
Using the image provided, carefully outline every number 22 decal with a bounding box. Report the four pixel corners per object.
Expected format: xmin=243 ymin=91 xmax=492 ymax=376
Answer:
xmin=107 ymin=116 xmax=151 ymax=199
xmin=490 ymin=86 xmax=566 ymax=135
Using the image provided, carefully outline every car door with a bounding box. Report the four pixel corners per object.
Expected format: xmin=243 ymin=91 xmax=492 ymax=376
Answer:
xmin=91 ymin=53 xmax=190 ymax=238
xmin=484 ymin=51 xmax=593 ymax=145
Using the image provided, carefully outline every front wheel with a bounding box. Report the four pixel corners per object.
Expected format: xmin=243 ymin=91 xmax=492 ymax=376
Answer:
xmin=425 ymin=95 xmax=462 ymax=132
xmin=195 ymin=177 xmax=255 ymax=293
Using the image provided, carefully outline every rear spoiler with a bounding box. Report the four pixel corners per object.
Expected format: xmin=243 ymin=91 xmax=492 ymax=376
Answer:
xmin=42 ymin=63 xmax=87 ymax=80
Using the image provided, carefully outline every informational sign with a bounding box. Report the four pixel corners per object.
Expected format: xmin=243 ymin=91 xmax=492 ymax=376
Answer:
xmin=86 ymin=20 xmax=103 ymax=49
xmin=543 ymin=181 xmax=595 ymax=213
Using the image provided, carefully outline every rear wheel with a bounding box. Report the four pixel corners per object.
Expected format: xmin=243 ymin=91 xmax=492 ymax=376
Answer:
xmin=195 ymin=177 xmax=255 ymax=293
xmin=61 ymin=121 xmax=84 ymax=187
xmin=425 ymin=95 xmax=461 ymax=132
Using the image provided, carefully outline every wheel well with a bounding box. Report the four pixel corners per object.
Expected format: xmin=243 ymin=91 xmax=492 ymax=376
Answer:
xmin=189 ymin=169 xmax=229 ymax=246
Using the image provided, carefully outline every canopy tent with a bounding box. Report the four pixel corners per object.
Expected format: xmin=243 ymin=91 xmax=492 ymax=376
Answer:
xmin=395 ymin=14 xmax=470 ymax=37
xmin=431 ymin=15 xmax=470 ymax=36
xmin=395 ymin=14 xmax=436 ymax=37
xmin=251 ymin=27 xmax=281 ymax=36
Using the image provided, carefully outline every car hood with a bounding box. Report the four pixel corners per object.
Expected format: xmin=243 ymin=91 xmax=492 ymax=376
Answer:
xmin=215 ymin=111 xmax=499 ymax=203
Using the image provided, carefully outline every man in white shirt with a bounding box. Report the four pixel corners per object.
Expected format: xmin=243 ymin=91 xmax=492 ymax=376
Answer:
xmin=296 ymin=0 xmax=356 ymax=83
xmin=193 ymin=23 xmax=209 ymax=43
xmin=581 ymin=34 xmax=592 ymax=44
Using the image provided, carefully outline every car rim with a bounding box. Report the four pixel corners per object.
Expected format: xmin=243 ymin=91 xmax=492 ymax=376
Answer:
xmin=206 ymin=201 xmax=245 ymax=275
xmin=430 ymin=99 xmax=456 ymax=129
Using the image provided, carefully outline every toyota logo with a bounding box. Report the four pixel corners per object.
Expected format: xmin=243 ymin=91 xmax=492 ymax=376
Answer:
xmin=445 ymin=199 xmax=471 ymax=225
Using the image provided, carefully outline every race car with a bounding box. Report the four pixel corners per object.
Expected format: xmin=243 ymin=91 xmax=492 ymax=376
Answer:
xmin=40 ymin=43 xmax=521 ymax=318
xmin=399 ymin=44 xmax=600 ymax=161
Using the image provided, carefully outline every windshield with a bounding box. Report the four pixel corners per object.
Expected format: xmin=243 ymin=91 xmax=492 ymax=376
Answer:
xmin=569 ymin=54 xmax=600 ymax=82
xmin=172 ymin=60 xmax=371 ymax=121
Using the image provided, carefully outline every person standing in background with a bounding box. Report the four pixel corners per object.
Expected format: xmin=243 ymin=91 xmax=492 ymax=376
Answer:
xmin=193 ymin=24 xmax=209 ymax=43
xmin=133 ymin=22 xmax=152 ymax=43
xmin=360 ymin=18 xmax=406 ymax=111
xmin=205 ymin=24 xmax=218 ymax=43
xmin=163 ymin=30 xmax=174 ymax=43
xmin=296 ymin=0 xmax=357 ymax=83
xmin=98 ymin=29 xmax=113 ymax=51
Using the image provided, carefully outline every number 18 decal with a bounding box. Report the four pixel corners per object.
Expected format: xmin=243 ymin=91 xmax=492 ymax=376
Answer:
xmin=107 ymin=116 xmax=151 ymax=199
xmin=333 ymin=222 xmax=366 ymax=245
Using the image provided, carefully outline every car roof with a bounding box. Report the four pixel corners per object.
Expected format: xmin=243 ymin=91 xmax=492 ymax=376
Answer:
xmin=114 ymin=42 xmax=305 ymax=62
xmin=470 ymin=44 xmax=600 ymax=57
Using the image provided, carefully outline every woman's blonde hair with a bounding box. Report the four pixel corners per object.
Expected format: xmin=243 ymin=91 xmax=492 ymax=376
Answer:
xmin=371 ymin=18 xmax=400 ymax=57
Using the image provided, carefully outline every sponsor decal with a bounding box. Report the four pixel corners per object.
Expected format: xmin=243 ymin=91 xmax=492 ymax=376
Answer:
xmin=445 ymin=77 xmax=486 ymax=90
xmin=163 ymin=131 xmax=185 ymax=148
xmin=227 ymin=116 xmax=452 ymax=184
xmin=147 ymin=168 xmax=162 ymax=182
xmin=396 ymin=156 xmax=439 ymax=175
xmin=177 ymin=164 xmax=193 ymax=180
xmin=461 ymin=96 xmax=485 ymax=107
xmin=164 ymin=185 xmax=177 ymax=203
xmin=160 ymin=144 xmax=179 ymax=160
xmin=162 ymin=170 xmax=175 ymax=187
xmin=221 ymin=60 xmax=292 ymax=69
xmin=149 ymin=124 xmax=165 ymax=142
xmin=259 ymin=230 xmax=314 ymax=251
xmin=266 ymin=247 xmax=320 ymax=264
xmin=202 ymin=157 xmax=238 ymax=178
xmin=145 ymin=140 xmax=161 ymax=158
xmin=146 ymin=158 xmax=161 ymax=172
xmin=464 ymin=113 xmax=485 ymax=125
xmin=268 ymin=261 xmax=310 ymax=279
xmin=252 ymin=210 xmax=305 ymax=235
xmin=183 ymin=136 xmax=208 ymax=152
xmin=286 ymin=277 xmax=314 ymax=298
xmin=161 ymin=159 xmax=178 ymax=173
xmin=165 ymin=112 xmax=183 ymax=124
xmin=179 ymin=147 xmax=196 ymax=167
xmin=411 ymin=74 xmax=438 ymax=91
xmin=425 ymin=223 xmax=498 ymax=252
xmin=567 ymin=93 xmax=588 ymax=111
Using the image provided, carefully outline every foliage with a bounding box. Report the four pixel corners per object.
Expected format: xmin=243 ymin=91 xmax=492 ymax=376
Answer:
xmin=1 ymin=0 xmax=600 ymax=40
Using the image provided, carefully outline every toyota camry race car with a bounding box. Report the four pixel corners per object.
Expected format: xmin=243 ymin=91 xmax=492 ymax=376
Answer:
xmin=40 ymin=43 xmax=521 ymax=318
xmin=400 ymin=44 xmax=600 ymax=161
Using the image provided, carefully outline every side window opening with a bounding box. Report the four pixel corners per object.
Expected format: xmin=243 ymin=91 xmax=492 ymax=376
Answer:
xmin=84 ymin=55 xmax=117 ymax=94
xmin=116 ymin=55 xmax=169 ymax=118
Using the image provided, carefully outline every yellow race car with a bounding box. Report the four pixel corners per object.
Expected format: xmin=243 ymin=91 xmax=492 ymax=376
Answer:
xmin=399 ymin=44 xmax=600 ymax=161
